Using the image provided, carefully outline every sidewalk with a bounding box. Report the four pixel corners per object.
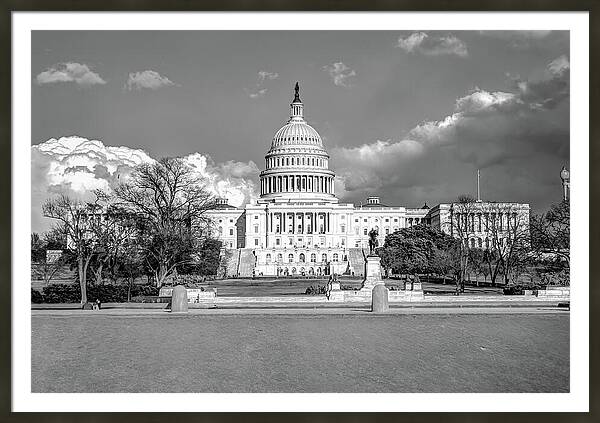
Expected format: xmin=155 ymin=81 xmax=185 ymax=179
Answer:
xmin=31 ymin=303 xmax=569 ymax=317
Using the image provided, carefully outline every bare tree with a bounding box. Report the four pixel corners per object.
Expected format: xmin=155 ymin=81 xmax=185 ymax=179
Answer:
xmin=482 ymin=203 xmax=531 ymax=285
xmin=87 ymin=191 xmax=139 ymax=285
xmin=447 ymin=195 xmax=479 ymax=294
xmin=530 ymin=200 xmax=570 ymax=267
xmin=31 ymin=228 xmax=68 ymax=287
xmin=42 ymin=194 xmax=106 ymax=304
xmin=114 ymin=158 xmax=217 ymax=287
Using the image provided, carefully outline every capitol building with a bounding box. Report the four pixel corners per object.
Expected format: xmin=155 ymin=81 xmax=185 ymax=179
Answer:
xmin=208 ymin=84 xmax=530 ymax=278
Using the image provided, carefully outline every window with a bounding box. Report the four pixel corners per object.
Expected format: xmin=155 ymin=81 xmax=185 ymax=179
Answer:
xmin=341 ymin=225 xmax=345 ymax=233
xmin=288 ymin=253 xmax=294 ymax=263
xmin=364 ymin=219 xmax=367 ymax=222
xmin=341 ymin=238 xmax=345 ymax=246
xmin=470 ymin=238 xmax=475 ymax=248
xmin=320 ymin=237 xmax=325 ymax=246
xmin=355 ymin=227 xmax=360 ymax=235
xmin=394 ymin=218 xmax=398 ymax=222
xmin=276 ymin=238 xmax=281 ymax=246
xmin=254 ymin=239 xmax=259 ymax=246
xmin=310 ymin=253 xmax=316 ymax=262
xmin=364 ymin=229 xmax=368 ymax=235
xmin=229 ymin=228 xmax=234 ymax=236
xmin=385 ymin=218 xmax=389 ymax=223
xmin=277 ymin=253 xmax=283 ymax=262
xmin=299 ymin=253 xmax=305 ymax=262
xmin=322 ymin=253 xmax=328 ymax=262
xmin=333 ymin=253 xmax=339 ymax=262
xmin=230 ymin=219 xmax=233 ymax=223
xmin=355 ymin=219 xmax=359 ymax=223
xmin=254 ymin=215 xmax=258 ymax=219
xmin=254 ymin=225 xmax=259 ymax=233
xmin=266 ymin=254 xmax=271 ymax=262
xmin=218 ymin=226 xmax=223 ymax=235
xmin=385 ymin=228 xmax=389 ymax=235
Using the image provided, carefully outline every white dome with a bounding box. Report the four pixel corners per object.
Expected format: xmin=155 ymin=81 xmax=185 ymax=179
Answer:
xmin=271 ymin=121 xmax=323 ymax=149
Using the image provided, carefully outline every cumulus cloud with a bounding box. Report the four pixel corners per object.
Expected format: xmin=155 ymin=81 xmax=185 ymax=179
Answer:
xmin=35 ymin=62 xmax=106 ymax=87
xmin=245 ymin=70 xmax=278 ymax=99
xmin=396 ymin=32 xmax=468 ymax=57
xmin=32 ymin=136 xmax=259 ymax=232
xmin=513 ymin=54 xmax=569 ymax=109
xmin=322 ymin=62 xmax=357 ymax=87
xmin=331 ymin=55 xmax=569 ymax=209
xmin=258 ymin=71 xmax=279 ymax=82
xmin=125 ymin=70 xmax=177 ymax=90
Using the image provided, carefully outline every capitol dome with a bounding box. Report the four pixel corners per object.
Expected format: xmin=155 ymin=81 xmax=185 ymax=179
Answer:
xmin=259 ymin=83 xmax=337 ymax=203
xmin=270 ymin=121 xmax=323 ymax=149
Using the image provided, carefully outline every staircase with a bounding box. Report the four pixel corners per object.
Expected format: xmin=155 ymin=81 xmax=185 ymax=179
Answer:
xmin=238 ymin=249 xmax=256 ymax=277
xmin=347 ymin=248 xmax=367 ymax=277
xmin=219 ymin=249 xmax=240 ymax=278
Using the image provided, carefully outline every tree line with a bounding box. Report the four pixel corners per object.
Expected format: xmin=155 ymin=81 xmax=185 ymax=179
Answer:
xmin=378 ymin=195 xmax=569 ymax=294
xmin=35 ymin=157 xmax=222 ymax=304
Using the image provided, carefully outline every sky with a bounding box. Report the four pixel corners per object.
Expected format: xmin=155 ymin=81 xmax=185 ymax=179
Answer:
xmin=31 ymin=30 xmax=570 ymax=233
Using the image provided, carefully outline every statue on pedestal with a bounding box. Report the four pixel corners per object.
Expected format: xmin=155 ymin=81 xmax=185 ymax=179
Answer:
xmin=368 ymin=228 xmax=379 ymax=256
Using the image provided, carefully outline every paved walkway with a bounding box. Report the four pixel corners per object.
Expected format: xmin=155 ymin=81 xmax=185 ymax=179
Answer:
xmin=32 ymin=304 xmax=569 ymax=317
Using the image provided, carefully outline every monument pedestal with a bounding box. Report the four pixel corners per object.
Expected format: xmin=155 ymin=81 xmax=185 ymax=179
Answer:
xmin=361 ymin=255 xmax=384 ymax=290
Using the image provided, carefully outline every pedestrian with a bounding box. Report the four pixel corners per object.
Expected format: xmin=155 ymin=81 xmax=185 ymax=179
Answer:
xmin=326 ymin=275 xmax=333 ymax=300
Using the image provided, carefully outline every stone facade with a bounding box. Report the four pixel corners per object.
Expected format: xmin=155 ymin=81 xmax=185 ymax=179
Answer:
xmin=206 ymin=84 xmax=530 ymax=278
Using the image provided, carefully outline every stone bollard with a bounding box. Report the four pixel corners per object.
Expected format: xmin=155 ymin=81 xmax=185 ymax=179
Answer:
xmin=171 ymin=285 xmax=189 ymax=313
xmin=371 ymin=283 xmax=389 ymax=313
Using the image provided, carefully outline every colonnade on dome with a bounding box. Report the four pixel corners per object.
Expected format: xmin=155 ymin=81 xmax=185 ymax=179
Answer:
xmin=260 ymin=174 xmax=335 ymax=196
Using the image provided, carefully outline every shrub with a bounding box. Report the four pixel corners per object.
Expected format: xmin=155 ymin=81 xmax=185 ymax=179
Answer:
xmin=305 ymin=285 xmax=326 ymax=295
xmin=31 ymin=289 xmax=44 ymax=304
xmin=42 ymin=284 xmax=81 ymax=303
xmin=503 ymin=285 xmax=524 ymax=296
xmin=40 ymin=283 xmax=159 ymax=303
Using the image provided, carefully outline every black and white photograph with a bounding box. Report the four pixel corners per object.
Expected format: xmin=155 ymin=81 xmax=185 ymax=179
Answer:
xmin=11 ymin=11 xmax=589 ymax=413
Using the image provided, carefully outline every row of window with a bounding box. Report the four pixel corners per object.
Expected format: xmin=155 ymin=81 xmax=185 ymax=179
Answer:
xmin=266 ymin=156 xmax=327 ymax=169
xmin=467 ymin=237 xmax=511 ymax=249
xmin=218 ymin=227 xmax=235 ymax=236
xmin=454 ymin=212 xmax=519 ymax=233
xmin=265 ymin=252 xmax=347 ymax=263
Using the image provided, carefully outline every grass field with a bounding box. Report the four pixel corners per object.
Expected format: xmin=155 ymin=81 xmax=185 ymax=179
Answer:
xmin=32 ymin=312 xmax=569 ymax=393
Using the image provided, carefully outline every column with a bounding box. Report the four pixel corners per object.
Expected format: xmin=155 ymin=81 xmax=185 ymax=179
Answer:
xmin=265 ymin=209 xmax=269 ymax=247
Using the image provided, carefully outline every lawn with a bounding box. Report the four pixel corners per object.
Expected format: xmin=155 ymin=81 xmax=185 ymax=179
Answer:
xmin=31 ymin=313 xmax=569 ymax=393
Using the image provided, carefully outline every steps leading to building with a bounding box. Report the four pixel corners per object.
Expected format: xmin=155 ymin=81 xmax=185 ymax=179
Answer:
xmin=238 ymin=249 xmax=256 ymax=277
xmin=347 ymin=248 xmax=366 ymax=277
